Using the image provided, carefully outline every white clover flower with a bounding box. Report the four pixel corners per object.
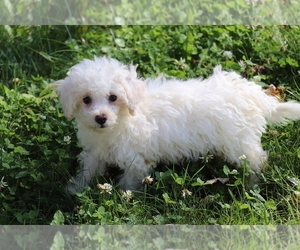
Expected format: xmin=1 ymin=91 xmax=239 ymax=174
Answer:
xmin=179 ymin=57 xmax=186 ymax=63
xmin=142 ymin=176 xmax=153 ymax=185
xmin=182 ymin=189 xmax=192 ymax=198
xmin=199 ymin=154 xmax=214 ymax=163
xmin=12 ymin=78 xmax=21 ymax=84
xmin=223 ymin=51 xmax=233 ymax=59
xmin=239 ymin=155 xmax=247 ymax=161
xmin=0 ymin=176 xmax=8 ymax=189
xmin=121 ymin=190 xmax=134 ymax=202
xmin=63 ymin=136 xmax=71 ymax=144
xmin=174 ymin=57 xmax=188 ymax=69
xmin=238 ymin=60 xmax=247 ymax=70
xmin=97 ymin=183 xmax=113 ymax=194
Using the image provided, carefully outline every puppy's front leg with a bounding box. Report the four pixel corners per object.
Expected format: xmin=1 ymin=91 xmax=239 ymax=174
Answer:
xmin=66 ymin=151 xmax=106 ymax=194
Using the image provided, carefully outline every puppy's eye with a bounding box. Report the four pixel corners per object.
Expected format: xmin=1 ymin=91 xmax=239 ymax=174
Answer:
xmin=83 ymin=96 xmax=92 ymax=105
xmin=109 ymin=95 xmax=117 ymax=102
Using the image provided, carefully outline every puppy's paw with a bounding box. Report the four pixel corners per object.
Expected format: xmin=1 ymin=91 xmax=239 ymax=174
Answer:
xmin=246 ymin=172 xmax=261 ymax=189
xmin=118 ymin=174 xmax=144 ymax=191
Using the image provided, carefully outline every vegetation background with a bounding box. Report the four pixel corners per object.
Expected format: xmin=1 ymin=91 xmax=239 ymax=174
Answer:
xmin=1 ymin=0 xmax=299 ymax=25
xmin=1 ymin=25 xmax=300 ymax=226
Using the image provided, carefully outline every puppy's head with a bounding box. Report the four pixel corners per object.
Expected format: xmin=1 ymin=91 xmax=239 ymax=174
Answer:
xmin=54 ymin=57 xmax=145 ymax=130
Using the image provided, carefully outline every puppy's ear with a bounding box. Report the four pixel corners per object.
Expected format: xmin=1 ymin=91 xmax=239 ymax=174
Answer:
xmin=54 ymin=78 xmax=76 ymax=120
xmin=124 ymin=64 xmax=146 ymax=115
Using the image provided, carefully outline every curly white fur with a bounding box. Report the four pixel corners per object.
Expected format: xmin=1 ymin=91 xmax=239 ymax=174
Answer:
xmin=55 ymin=57 xmax=300 ymax=193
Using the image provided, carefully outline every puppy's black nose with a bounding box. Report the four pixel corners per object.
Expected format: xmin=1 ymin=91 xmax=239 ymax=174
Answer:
xmin=95 ymin=114 xmax=107 ymax=125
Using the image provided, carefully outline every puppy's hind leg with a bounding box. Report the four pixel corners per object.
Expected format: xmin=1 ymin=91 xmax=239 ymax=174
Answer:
xmin=118 ymin=158 xmax=155 ymax=191
xmin=66 ymin=151 xmax=106 ymax=194
xmin=239 ymin=144 xmax=267 ymax=189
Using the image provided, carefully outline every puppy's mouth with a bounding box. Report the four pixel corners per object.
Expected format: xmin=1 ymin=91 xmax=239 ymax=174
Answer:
xmin=92 ymin=122 xmax=107 ymax=129
xmin=89 ymin=123 xmax=107 ymax=131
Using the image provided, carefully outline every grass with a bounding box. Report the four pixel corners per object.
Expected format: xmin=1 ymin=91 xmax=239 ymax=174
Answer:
xmin=1 ymin=25 xmax=300 ymax=227
xmin=1 ymin=0 xmax=300 ymax=25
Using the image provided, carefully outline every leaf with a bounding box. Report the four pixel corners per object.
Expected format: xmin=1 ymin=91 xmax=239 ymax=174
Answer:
xmin=50 ymin=210 xmax=65 ymax=225
xmin=168 ymin=214 xmax=183 ymax=220
xmin=265 ymin=199 xmax=277 ymax=210
xmin=223 ymin=165 xmax=231 ymax=176
xmin=222 ymin=61 xmax=241 ymax=70
xmin=172 ymin=173 xmax=185 ymax=185
xmin=50 ymin=231 xmax=65 ymax=250
xmin=192 ymin=178 xmax=206 ymax=186
xmin=239 ymin=204 xmax=250 ymax=210
xmin=250 ymin=189 xmax=266 ymax=202
xmin=174 ymin=177 xmax=185 ymax=185
xmin=14 ymin=146 xmax=29 ymax=155
xmin=21 ymin=93 xmax=36 ymax=101
xmin=176 ymin=33 xmax=187 ymax=43
xmin=38 ymin=51 xmax=54 ymax=62
xmin=245 ymin=192 xmax=255 ymax=200
xmin=14 ymin=171 xmax=28 ymax=180
xmin=184 ymin=30 xmax=197 ymax=59
xmin=296 ymin=148 xmax=300 ymax=159
xmin=155 ymin=170 xmax=173 ymax=181
xmin=286 ymin=57 xmax=299 ymax=67
xmin=162 ymin=193 xmax=177 ymax=204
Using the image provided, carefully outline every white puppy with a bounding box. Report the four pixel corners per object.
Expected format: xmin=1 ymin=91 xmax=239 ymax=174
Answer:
xmin=55 ymin=56 xmax=300 ymax=193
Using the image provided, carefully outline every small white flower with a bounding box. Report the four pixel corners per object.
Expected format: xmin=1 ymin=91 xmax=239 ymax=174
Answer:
xmin=121 ymin=190 xmax=134 ymax=202
xmin=232 ymin=169 xmax=238 ymax=174
xmin=64 ymin=136 xmax=71 ymax=144
xmin=97 ymin=183 xmax=113 ymax=194
xmin=12 ymin=78 xmax=21 ymax=84
xmin=199 ymin=155 xmax=214 ymax=163
xmin=223 ymin=51 xmax=233 ymax=59
xmin=239 ymin=155 xmax=247 ymax=161
xmin=174 ymin=57 xmax=188 ymax=69
xmin=238 ymin=60 xmax=247 ymax=70
xmin=0 ymin=176 xmax=8 ymax=189
xmin=142 ymin=176 xmax=153 ymax=185
xmin=179 ymin=57 xmax=186 ymax=63
xmin=182 ymin=189 xmax=192 ymax=198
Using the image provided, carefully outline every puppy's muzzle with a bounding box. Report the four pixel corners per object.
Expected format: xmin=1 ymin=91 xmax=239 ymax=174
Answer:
xmin=95 ymin=114 xmax=107 ymax=128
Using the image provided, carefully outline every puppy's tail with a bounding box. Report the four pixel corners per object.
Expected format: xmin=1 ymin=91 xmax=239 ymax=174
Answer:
xmin=213 ymin=65 xmax=300 ymax=125
xmin=267 ymin=101 xmax=300 ymax=125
